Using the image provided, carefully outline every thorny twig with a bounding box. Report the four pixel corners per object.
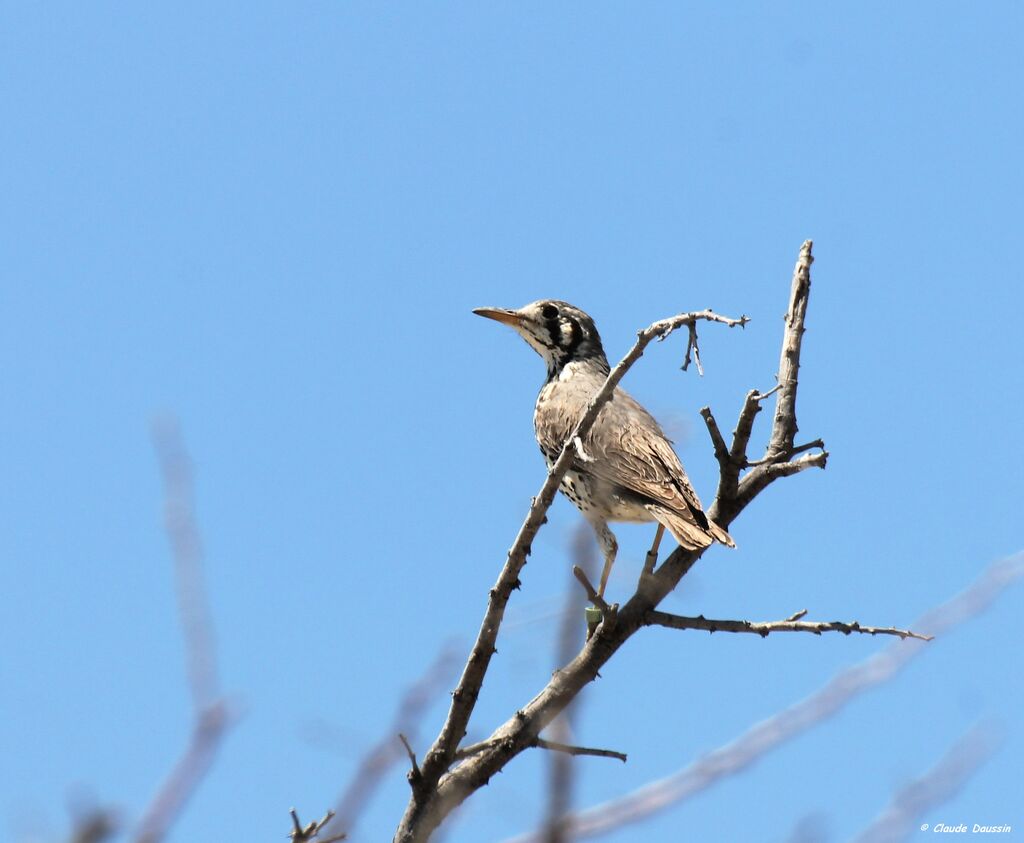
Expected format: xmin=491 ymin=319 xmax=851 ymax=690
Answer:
xmin=645 ymin=609 xmax=932 ymax=641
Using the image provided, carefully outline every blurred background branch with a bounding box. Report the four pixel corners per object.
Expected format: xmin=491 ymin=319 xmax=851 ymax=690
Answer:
xmin=849 ymin=721 xmax=1004 ymax=843
xmin=502 ymin=552 xmax=1023 ymax=842
xmin=542 ymin=525 xmax=597 ymax=843
xmin=133 ymin=419 xmax=233 ymax=843
xmin=319 ymin=643 xmax=459 ymax=840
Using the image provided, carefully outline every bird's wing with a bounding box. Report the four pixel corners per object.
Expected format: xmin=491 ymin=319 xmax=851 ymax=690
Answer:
xmin=584 ymin=389 xmax=709 ymax=524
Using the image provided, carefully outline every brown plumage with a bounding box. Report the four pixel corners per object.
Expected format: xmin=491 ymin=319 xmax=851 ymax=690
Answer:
xmin=474 ymin=299 xmax=733 ymax=598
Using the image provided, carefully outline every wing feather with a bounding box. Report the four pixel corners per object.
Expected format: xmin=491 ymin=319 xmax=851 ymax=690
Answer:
xmin=584 ymin=389 xmax=710 ymax=525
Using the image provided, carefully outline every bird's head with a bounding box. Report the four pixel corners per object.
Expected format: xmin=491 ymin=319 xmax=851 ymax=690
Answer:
xmin=473 ymin=299 xmax=609 ymax=379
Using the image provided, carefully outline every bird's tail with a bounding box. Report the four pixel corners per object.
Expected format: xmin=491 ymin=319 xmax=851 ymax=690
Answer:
xmin=706 ymin=518 xmax=736 ymax=548
xmin=647 ymin=505 xmax=736 ymax=551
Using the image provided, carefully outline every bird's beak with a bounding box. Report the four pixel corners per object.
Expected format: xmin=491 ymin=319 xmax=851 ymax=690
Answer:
xmin=472 ymin=307 xmax=524 ymax=328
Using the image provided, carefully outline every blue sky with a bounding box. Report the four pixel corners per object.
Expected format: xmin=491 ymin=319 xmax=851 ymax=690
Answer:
xmin=2 ymin=3 xmax=1022 ymax=841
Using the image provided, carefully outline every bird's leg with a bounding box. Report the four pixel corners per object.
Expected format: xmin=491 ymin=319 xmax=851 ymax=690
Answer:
xmin=593 ymin=522 xmax=619 ymax=599
xmin=642 ymin=523 xmax=666 ymax=579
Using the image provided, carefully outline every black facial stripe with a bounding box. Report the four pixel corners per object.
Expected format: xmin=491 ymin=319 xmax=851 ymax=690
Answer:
xmin=563 ymin=316 xmax=583 ymax=358
xmin=544 ymin=313 xmax=561 ymax=349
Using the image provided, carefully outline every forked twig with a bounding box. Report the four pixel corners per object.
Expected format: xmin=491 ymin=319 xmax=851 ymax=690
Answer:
xmin=645 ymin=609 xmax=930 ymax=641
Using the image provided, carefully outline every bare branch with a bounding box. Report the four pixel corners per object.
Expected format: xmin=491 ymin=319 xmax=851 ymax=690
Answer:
xmin=850 ymin=722 xmax=1004 ymax=843
xmin=767 ymin=239 xmax=814 ymax=459
xmin=788 ymin=438 xmax=825 ymax=457
xmin=706 ymin=240 xmax=824 ymax=530
xmin=698 ymin=407 xmax=729 ymax=472
xmin=680 ymin=321 xmax=706 ymax=374
xmin=499 ymin=553 xmax=1023 ymax=842
xmin=134 ymin=420 xmax=232 ymax=843
xmin=645 ymin=609 xmax=931 ymax=641
xmin=534 ymin=739 xmax=626 ymax=764
xmin=730 ymin=388 xmax=770 ymax=468
xmin=733 ymin=451 xmax=829 ymax=511
xmin=400 ymin=734 xmax=423 ymax=782
xmin=452 ymin=737 xmax=625 ymax=765
xmin=762 ymin=450 xmax=829 ymax=479
xmin=707 ymin=385 xmax=780 ymax=501
xmin=450 ymin=738 xmax=496 ymax=762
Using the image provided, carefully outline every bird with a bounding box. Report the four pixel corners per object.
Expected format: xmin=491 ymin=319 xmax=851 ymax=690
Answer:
xmin=473 ymin=299 xmax=734 ymax=599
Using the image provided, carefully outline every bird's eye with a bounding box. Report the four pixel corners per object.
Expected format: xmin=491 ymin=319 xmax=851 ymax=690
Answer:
xmin=541 ymin=304 xmax=559 ymax=319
